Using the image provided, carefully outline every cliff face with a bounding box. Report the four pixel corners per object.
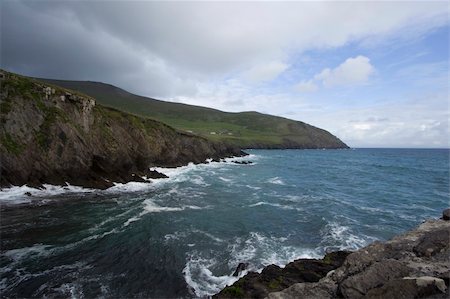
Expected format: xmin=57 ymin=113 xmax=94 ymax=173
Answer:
xmin=0 ymin=71 xmax=245 ymax=189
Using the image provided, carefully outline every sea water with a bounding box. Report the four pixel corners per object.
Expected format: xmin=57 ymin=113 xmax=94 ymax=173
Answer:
xmin=0 ymin=149 xmax=448 ymax=298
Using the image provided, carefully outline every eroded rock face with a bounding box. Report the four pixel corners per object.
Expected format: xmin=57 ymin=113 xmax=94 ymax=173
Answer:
xmin=0 ymin=72 xmax=246 ymax=189
xmin=213 ymin=251 xmax=351 ymax=299
xmin=266 ymin=218 xmax=450 ymax=299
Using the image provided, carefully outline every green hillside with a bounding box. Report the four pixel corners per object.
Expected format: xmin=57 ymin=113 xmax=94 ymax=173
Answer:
xmin=38 ymin=78 xmax=348 ymax=149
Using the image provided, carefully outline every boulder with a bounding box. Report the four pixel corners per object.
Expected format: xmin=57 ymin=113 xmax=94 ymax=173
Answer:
xmin=339 ymin=259 xmax=411 ymax=298
xmin=364 ymin=276 xmax=447 ymax=299
xmin=413 ymin=229 xmax=450 ymax=257
xmin=442 ymin=208 xmax=450 ymax=221
xmin=233 ymin=262 xmax=249 ymax=276
xmin=146 ymin=170 xmax=169 ymax=179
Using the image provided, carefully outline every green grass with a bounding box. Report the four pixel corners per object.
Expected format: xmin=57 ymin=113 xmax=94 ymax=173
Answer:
xmin=37 ymin=78 xmax=348 ymax=149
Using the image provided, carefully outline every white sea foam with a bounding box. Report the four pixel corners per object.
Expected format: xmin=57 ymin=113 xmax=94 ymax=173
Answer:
xmin=0 ymin=184 xmax=95 ymax=204
xmin=218 ymin=176 xmax=232 ymax=182
xmin=183 ymin=232 xmax=321 ymax=297
xmin=267 ymin=177 xmax=286 ymax=185
xmin=245 ymin=184 xmax=261 ymax=190
xmin=228 ymin=232 xmax=319 ymax=269
xmin=3 ymin=244 xmax=53 ymax=262
xmin=248 ymin=201 xmax=300 ymax=211
xmin=320 ymin=221 xmax=375 ymax=251
xmin=183 ymin=255 xmax=242 ymax=298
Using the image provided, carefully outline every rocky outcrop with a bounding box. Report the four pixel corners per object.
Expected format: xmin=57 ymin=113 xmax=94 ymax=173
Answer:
xmin=266 ymin=217 xmax=450 ymax=299
xmin=214 ymin=251 xmax=351 ymax=298
xmin=0 ymin=71 xmax=246 ymax=189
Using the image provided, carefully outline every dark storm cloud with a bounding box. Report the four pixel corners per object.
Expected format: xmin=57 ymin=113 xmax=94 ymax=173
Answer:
xmin=1 ymin=1 xmax=198 ymax=97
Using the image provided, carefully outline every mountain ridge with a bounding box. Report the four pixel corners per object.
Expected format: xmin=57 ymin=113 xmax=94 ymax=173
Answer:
xmin=38 ymin=77 xmax=349 ymax=149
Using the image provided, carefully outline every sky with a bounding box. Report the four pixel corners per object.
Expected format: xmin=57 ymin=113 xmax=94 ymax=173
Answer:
xmin=1 ymin=1 xmax=449 ymax=148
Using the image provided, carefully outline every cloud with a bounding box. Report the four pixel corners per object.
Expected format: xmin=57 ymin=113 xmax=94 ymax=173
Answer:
xmin=294 ymin=80 xmax=318 ymax=93
xmin=295 ymin=56 xmax=375 ymax=92
xmin=314 ymin=56 xmax=375 ymax=87
xmin=243 ymin=61 xmax=288 ymax=83
xmin=291 ymin=92 xmax=449 ymax=148
xmin=1 ymin=1 xmax=447 ymax=92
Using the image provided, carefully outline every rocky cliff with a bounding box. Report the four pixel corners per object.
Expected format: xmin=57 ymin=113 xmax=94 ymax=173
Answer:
xmin=0 ymin=71 xmax=245 ymax=189
xmin=216 ymin=211 xmax=450 ymax=299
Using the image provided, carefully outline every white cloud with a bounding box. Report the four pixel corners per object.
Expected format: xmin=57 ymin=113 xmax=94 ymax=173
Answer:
xmin=295 ymin=56 xmax=375 ymax=92
xmin=243 ymin=61 xmax=288 ymax=82
xmin=294 ymin=80 xmax=318 ymax=93
xmin=316 ymin=56 xmax=375 ymax=87
xmin=290 ymin=92 xmax=449 ymax=148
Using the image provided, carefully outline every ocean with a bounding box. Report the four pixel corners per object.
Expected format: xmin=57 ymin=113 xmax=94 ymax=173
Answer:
xmin=0 ymin=148 xmax=448 ymax=298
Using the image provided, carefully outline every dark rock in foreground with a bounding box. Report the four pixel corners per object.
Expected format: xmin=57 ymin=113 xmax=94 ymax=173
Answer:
xmin=214 ymin=251 xmax=351 ymax=298
xmin=265 ymin=217 xmax=450 ymax=299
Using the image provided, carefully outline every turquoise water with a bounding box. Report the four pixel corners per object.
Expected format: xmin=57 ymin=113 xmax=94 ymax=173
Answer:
xmin=1 ymin=149 xmax=449 ymax=297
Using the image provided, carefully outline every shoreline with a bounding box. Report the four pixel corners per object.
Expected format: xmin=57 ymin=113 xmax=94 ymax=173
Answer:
xmin=0 ymin=154 xmax=258 ymax=204
xmin=214 ymin=211 xmax=450 ymax=298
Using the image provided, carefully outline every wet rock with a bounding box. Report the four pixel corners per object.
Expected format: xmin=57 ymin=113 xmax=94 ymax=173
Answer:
xmin=214 ymin=251 xmax=351 ymax=299
xmin=232 ymin=160 xmax=253 ymax=165
xmin=146 ymin=170 xmax=168 ymax=179
xmin=24 ymin=192 xmax=32 ymax=196
xmin=233 ymin=262 xmax=249 ymax=276
xmin=442 ymin=208 xmax=450 ymax=221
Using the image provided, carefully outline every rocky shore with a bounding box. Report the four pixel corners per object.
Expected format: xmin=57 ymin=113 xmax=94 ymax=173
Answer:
xmin=0 ymin=71 xmax=246 ymax=189
xmin=215 ymin=210 xmax=450 ymax=298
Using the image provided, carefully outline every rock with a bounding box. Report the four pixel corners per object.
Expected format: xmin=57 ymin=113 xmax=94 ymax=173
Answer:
xmin=442 ymin=208 xmax=450 ymax=220
xmin=364 ymin=276 xmax=447 ymax=299
xmin=413 ymin=229 xmax=449 ymax=257
xmin=212 ymin=158 xmax=221 ymax=163
xmin=233 ymin=262 xmax=249 ymax=276
xmin=339 ymin=259 xmax=410 ymax=298
xmin=232 ymin=160 xmax=253 ymax=165
xmin=264 ymin=219 xmax=450 ymax=299
xmin=0 ymin=72 xmax=246 ymax=189
xmin=214 ymin=251 xmax=351 ymax=299
xmin=146 ymin=170 xmax=169 ymax=179
xmin=24 ymin=192 xmax=32 ymax=196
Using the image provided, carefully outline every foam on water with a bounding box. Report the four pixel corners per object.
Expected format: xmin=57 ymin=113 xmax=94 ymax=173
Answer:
xmin=183 ymin=254 xmax=244 ymax=297
xmin=319 ymin=221 xmax=376 ymax=251
xmin=0 ymin=153 xmax=259 ymax=206
xmin=248 ymin=201 xmax=301 ymax=211
xmin=0 ymin=184 xmax=95 ymax=204
xmin=183 ymin=231 xmax=321 ymax=297
xmin=267 ymin=177 xmax=286 ymax=185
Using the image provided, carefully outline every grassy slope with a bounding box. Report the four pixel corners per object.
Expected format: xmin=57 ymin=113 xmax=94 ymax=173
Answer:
xmin=38 ymin=79 xmax=348 ymax=148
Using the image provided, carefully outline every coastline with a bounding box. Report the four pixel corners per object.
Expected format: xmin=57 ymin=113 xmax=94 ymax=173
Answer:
xmin=215 ymin=211 xmax=450 ymax=298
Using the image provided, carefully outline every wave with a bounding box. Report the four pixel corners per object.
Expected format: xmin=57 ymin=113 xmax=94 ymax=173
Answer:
xmin=267 ymin=177 xmax=286 ymax=185
xmin=319 ymin=221 xmax=376 ymax=252
xmin=183 ymin=232 xmax=320 ymax=297
xmin=183 ymin=255 xmax=243 ymax=297
xmin=0 ymin=153 xmax=260 ymax=205
xmin=248 ymin=201 xmax=301 ymax=211
xmin=0 ymin=184 xmax=95 ymax=205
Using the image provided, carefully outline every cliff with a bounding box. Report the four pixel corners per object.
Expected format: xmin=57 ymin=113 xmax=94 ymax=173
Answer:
xmin=0 ymin=71 xmax=245 ymax=189
xmin=39 ymin=78 xmax=349 ymax=150
xmin=216 ymin=212 xmax=450 ymax=298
